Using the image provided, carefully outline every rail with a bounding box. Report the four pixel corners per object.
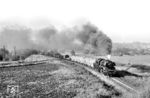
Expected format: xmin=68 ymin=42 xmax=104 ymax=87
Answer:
xmin=0 ymin=59 xmax=49 ymax=68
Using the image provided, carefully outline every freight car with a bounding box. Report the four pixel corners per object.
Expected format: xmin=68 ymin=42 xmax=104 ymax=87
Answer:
xmin=63 ymin=54 xmax=72 ymax=60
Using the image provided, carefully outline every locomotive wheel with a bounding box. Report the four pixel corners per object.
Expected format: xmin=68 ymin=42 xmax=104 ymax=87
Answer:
xmin=103 ymin=69 xmax=109 ymax=76
xmin=98 ymin=67 xmax=103 ymax=73
xmin=100 ymin=68 xmax=104 ymax=73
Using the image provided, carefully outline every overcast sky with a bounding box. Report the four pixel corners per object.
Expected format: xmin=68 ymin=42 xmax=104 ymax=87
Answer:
xmin=0 ymin=0 xmax=150 ymax=43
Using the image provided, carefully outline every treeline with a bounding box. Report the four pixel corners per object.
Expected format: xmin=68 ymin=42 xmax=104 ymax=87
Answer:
xmin=0 ymin=47 xmax=40 ymax=61
xmin=112 ymin=47 xmax=150 ymax=56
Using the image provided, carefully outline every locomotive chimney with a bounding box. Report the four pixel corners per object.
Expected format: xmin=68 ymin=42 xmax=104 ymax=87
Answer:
xmin=107 ymin=54 xmax=111 ymax=60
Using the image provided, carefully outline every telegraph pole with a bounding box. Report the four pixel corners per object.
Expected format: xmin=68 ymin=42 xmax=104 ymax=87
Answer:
xmin=14 ymin=46 xmax=16 ymax=60
xmin=3 ymin=45 xmax=6 ymax=61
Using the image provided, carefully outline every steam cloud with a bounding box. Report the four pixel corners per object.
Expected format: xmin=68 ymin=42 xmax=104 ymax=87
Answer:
xmin=0 ymin=21 xmax=112 ymax=55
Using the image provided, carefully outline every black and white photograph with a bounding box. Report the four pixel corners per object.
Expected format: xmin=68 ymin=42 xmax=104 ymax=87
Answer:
xmin=0 ymin=0 xmax=150 ymax=98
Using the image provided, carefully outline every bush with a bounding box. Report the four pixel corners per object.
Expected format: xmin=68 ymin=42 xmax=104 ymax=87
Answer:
xmin=11 ymin=55 xmax=20 ymax=61
xmin=0 ymin=55 xmax=3 ymax=61
xmin=0 ymin=47 xmax=9 ymax=61
xmin=11 ymin=49 xmax=40 ymax=61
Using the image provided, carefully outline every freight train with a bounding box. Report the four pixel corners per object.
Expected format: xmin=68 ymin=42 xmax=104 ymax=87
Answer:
xmin=49 ymin=52 xmax=116 ymax=76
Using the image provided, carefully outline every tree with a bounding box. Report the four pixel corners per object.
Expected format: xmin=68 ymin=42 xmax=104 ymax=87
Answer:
xmin=0 ymin=46 xmax=9 ymax=61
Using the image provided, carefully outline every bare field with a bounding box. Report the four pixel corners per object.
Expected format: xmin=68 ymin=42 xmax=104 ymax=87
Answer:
xmin=0 ymin=59 xmax=121 ymax=98
xmin=111 ymin=55 xmax=150 ymax=65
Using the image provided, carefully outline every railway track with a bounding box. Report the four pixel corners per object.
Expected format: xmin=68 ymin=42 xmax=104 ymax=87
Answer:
xmin=0 ymin=59 xmax=50 ymax=68
xmin=62 ymin=59 xmax=138 ymax=94
xmin=111 ymin=78 xmax=137 ymax=93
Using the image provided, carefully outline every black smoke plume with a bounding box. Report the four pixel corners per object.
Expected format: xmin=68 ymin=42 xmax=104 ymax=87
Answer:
xmin=0 ymin=21 xmax=112 ymax=55
xmin=76 ymin=22 xmax=112 ymax=55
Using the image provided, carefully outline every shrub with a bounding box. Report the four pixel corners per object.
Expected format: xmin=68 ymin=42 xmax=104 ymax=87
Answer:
xmin=11 ymin=49 xmax=40 ymax=61
xmin=0 ymin=47 xmax=9 ymax=61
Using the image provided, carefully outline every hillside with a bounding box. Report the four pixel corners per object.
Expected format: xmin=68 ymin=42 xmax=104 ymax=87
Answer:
xmin=113 ymin=42 xmax=150 ymax=50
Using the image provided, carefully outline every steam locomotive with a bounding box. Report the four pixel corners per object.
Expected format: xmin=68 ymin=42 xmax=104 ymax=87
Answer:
xmin=93 ymin=58 xmax=116 ymax=76
xmin=70 ymin=56 xmax=116 ymax=76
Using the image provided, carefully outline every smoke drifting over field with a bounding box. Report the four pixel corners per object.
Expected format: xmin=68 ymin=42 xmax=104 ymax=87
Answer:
xmin=76 ymin=23 xmax=112 ymax=55
xmin=0 ymin=21 xmax=112 ymax=55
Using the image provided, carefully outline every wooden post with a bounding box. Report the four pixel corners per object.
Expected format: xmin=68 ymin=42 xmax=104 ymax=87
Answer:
xmin=3 ymin=45 xmax=6 ymax=61
xmin=14 ymin=46 xmax=16 ymax=60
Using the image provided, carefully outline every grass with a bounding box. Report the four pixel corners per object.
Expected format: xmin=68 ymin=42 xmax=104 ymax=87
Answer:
xmin=111 ymin=55 xmax=150 ymax=65
xmin=111 ymin=55 xmax=150 ymax=98
xmin=80 ymin=54 xmax=150 ymax=98
xmin=0 ymin=59 xmax=122 ymax=98
xmin=2 ymin=54 xmax=150 ymax=98
xmin=122 ymin=77 xmax=150 ymax=98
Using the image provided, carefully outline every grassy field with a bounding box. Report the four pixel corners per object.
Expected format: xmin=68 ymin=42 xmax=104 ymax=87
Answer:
xmin=110 ymin=55 xmax=150 ymax=98
xmin=111 ymin=55 xmax=150 ymax=65
xmin=77 ymin=53 xmax=150 ymax=65
xmin=0 ymin=57 xmax=121 ymax=98
xmin=76 ymin=54 xmax=150 ymax=98
xmin=1 ymin=54 xmax=150 ymax=98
